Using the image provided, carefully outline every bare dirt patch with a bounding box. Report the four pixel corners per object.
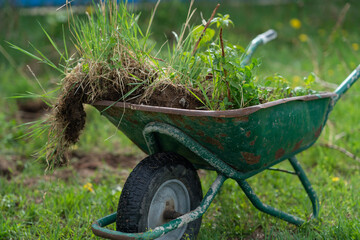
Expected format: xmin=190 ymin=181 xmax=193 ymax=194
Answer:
xmin=17 ymin=99 xmax=49 ymax=122
xmin=1 ymin=151 xmax=142 ymax=184
xmin=70 ymin=151 xmax=141 ymax=172
xmin=0 ymin=156 xmax=16 ymax=180
xmin=0 ymin=156 xmax=25 ymax=180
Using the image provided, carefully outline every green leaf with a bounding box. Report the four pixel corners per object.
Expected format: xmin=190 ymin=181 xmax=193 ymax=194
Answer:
xmin=305 ymin=72 xmax=316 ymax=87
xmin=192 ymin=25 xmax=215 ymax=48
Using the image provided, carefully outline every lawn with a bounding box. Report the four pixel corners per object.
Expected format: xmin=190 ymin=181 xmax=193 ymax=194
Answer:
xmin=1 ymin=1 xmax=360 ymax=239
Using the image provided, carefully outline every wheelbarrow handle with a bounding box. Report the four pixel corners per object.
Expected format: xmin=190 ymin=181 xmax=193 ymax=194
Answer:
xmin=253 ymin=29 xmax=278 ymax=45
xmin=240 ymin=29 xmax=278 ymax=67
xmin=333 ymin=64 xmax=360 ymax=104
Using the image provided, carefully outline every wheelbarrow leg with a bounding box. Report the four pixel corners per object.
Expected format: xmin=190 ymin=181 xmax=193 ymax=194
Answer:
xmin=288 ymin=156 xmax=320 ymax=220
xmin=236 ymin=156 xmax=319 ymax=226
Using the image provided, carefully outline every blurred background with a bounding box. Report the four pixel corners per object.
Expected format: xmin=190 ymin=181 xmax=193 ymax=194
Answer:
xmin=1 ymin=0 xmax=359 ymax=239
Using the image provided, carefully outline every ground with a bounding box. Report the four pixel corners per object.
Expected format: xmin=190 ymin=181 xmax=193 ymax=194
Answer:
xmin=1 ymin=1 xmax=360 ymax=239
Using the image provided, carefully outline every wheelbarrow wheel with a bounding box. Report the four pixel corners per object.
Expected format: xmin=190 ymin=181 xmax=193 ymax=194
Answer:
xmin=116 ymin=152 xmax=203 ymax=240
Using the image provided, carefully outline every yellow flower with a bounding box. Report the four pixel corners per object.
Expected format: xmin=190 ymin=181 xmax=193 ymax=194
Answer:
xmin=292 ymin=75 xmax=301 ymax=83
xmin=328 ymin=69 xmax=334 ymax=76
xmin=290 ymin=18 xmax=301 ymax=29
xmin=299 ymin=34 xmax=308 ymax=42
xmin=332 ymin=177 xmax=340 ymax=182
xmin=86 ymin=6 xmax=93 ymax=15
xmin=352 ymin=43 xmax=359 ymax=51
xmin=83 ymin=182 xmax=94 ymax=193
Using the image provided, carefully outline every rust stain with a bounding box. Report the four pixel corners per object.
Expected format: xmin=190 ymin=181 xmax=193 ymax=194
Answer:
xmin=246 ymin=131 xmax=251 ymax=137
xmin=215 ymin=118 xmax=226 ymax=123
xmin=184 ymin=125 xmax=194 ymax=131
xmin=249 ymin=136 xmax=258 ymax=146
xmin=197 ymin=131 xmax=205 ymax=137
xmin=197 ymin=117 xmax=209 ymax=125
xmin=241 ymin=152 xmax=261 ymax=165
xmin=233 ymin=116 xmax=249 ymax=122
xmin=126 ymin=117 xmax=139 ymax=125
xmin=125 ymin=109 xmax=136 ymax=116
xmin=144 ymin=111 xmax=158 ymax=117
xmin=292 ymin=139 xmax=303 ymax=152
xmin=142 ymin=111 xmax=160 ymax=122
xmin=314 ymin=125 xmax=323 ymax=138
xmin=204 ymin=136 xmax=224 ymax=150
xmin=215 ymin=133 xmax=228 ymax=138
xmin=275 ymin=148 xmax=285 ymax=159
xmin=108 ymin=107 xmax=124 ymax=117
xmin=168 ymin=114 xmax=185 ymax=124
xmin=197 ymin=119 xmax=206 ymax=126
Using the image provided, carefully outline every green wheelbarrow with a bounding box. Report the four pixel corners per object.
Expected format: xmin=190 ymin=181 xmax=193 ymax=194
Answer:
xmin=90 ymin=30 xmax=360 ymax=240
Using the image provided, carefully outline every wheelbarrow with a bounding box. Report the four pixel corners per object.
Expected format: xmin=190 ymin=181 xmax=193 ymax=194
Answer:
xmin=90 ymin=30 xmax=360 ymax=239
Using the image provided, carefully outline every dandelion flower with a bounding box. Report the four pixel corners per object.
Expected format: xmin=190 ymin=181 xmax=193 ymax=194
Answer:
xmin=292 ymin=75 xmax=301 ymax=83
xmin=352 ymin=43 xmax=359 ymax=51
xmin=328 ymin=69 xmax=334 ymax=76
xmin=86 ymin=6 xmax=93 ymax=14
xmin=290 ymin=18 xmax=301 ymax=29
xmin=299 ymin=34 xmax=308 ymax=42
xmin=83 ymin=182 xmax=94 ymax=192
xmin=332 ymin=177 xmax=340 ymax=182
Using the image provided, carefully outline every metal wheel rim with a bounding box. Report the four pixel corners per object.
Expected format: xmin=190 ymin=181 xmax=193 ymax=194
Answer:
xmin=148 ymin=179 xmax=190 ymax=240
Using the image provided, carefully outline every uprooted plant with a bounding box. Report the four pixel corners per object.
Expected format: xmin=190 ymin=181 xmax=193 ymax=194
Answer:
xmin=12 ymin=0 xmax=317 ymax=168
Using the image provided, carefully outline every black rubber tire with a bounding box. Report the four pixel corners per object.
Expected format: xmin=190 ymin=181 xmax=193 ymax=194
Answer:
xmin=116 ymin=152 xmax=203 ymax=240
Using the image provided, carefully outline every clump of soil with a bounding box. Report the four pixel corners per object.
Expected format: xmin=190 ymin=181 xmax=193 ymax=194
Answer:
xmin=140 ymin=81 xmax=205 ymax=109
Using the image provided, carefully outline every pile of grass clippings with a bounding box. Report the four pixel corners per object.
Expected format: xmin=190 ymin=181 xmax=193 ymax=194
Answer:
xmin=15 ymin=1 xmax=317 ymax=168
xmin=47 ymin=58 xmax=160 ymax=166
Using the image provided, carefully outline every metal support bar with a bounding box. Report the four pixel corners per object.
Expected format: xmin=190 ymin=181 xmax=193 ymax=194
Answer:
xmin=91 ymin=174 xmax=227 ymax=240
xmin=288 ymin=156 xmax=319 ymax=219
xmin=142 ymin=122 xmax=251 ymax=179
xmin=267 ymin=167 xmax=297 ymax=175
xmin=236 ymin=156 xmax=319 ymax=226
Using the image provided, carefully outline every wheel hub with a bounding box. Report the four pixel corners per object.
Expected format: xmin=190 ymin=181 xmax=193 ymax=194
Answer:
xmin=148 ymin=179 xmax=190 ymax=240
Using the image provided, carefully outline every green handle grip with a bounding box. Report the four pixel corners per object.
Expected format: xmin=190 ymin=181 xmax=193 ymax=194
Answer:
xmin=241 ymin=29 xmax=277 ymax=67
xmin=334 ymin=64 xmax=360 ymax=103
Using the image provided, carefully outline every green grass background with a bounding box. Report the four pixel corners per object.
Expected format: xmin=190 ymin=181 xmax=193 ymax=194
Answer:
xmin=1 ymin=0 xmax=360 ymax=239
